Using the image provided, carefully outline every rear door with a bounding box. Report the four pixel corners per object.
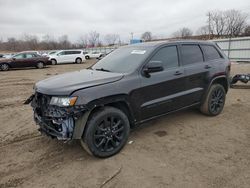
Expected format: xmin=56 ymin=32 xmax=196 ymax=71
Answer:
xmin=25 ymin=53 xmax=37 ymax=67
xmin=136 ymin=45 xmax=187 ymax=120
xmin=180 ymin=43 xmax=209 ymax=105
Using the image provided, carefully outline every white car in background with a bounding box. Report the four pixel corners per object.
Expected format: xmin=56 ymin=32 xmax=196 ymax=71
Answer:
xmin=85 ymin=51 xmax=103 ymax=59
xmin=49 ymin=50 xmax=86 ymax=65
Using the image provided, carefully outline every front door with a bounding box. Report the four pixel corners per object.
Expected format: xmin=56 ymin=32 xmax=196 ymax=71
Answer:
xmin=134 ymin=45 xmax=187 ymax=121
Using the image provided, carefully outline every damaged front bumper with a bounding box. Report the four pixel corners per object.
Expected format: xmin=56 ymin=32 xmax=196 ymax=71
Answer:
xmin=29 ymin=93 xmax=88 ymax=141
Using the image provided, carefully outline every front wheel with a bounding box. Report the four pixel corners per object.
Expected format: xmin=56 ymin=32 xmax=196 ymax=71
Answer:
xmin=1 ymin=63 xmax=10 ymax=71
xmin=75 ymin=58 xmax=82 ymax=64
xmin=200 ymin=84 xmax=226 ymax=116
xmin=81 ymin=107 xmax=130 ymax=158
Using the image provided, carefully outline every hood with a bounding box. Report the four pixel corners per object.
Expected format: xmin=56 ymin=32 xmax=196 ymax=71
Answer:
xmin=0 ymin=58 xmax=11 ymax=62
xmin=35 ymin=69 xmax=124 ymax=95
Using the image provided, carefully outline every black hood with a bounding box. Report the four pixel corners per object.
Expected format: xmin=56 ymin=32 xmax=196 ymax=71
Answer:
xmin=35 ymin=69 xmax=124 ymax=95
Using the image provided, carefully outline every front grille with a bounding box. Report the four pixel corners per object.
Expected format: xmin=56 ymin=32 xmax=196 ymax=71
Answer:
xmin=33 ymin=92 xmax=51 ymax=116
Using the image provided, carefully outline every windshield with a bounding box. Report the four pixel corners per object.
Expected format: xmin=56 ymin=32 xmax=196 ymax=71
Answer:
xmin=91 ymin=46 xmax=153 ymax=73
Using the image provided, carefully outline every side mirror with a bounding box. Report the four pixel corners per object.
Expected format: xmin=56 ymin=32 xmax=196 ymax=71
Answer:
xmin=143 ymin=61 xmax=163 ymax=77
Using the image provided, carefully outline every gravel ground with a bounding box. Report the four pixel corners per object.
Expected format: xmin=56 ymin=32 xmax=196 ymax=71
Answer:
xmin=0 ymin=60 xmax=250 ymax=188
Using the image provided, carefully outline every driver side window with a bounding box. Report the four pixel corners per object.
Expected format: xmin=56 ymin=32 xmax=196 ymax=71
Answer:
xmin=150 ymin=46 xmax=179 ymax=69
xmin=13 ymin=54 xmax=25 ymax=59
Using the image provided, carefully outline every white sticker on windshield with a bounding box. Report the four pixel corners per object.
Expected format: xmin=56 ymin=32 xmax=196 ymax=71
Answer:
xmin=131 ymin=50 xmax=146 ymax=55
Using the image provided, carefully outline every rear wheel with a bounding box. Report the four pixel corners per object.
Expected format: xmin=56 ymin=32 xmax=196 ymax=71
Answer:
xmin=37 ymin=62 xmax=44 ymax=69
xmin=85 ymin=55 xmax=90 ymax=60
xmin=51 ymin=59 xmax=57 ymax=65
xmin=200 ymin=84 xmax=226 ymax=116
xmin=1 ymin=63 xmax=10 ymax=71
xmin=81 ymin=107 xmax=130 ymax=158
xmin=75 ymin=58 xmax=82 ymax=64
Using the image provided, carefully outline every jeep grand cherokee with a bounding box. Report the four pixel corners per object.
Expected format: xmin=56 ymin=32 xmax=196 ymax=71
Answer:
xmin=27 ymin=40 xmax=230 ymax=158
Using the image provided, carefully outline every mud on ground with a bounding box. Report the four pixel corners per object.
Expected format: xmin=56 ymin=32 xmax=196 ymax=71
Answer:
xmin=0 ymin=61 xmax=250 ymax=188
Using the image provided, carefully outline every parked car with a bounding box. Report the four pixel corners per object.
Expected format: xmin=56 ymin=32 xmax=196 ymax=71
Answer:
xmin=0 ymin=52 xmax=51 ymax=71
xmin=2 ymin=53 xmax=15 ymax=59
xmin=49 ymin=50 xmax=86 ymax=65
xmin=27 ymin=40 xmax=230 ymax=158
xmin=85 ymin=51 xmax=103 ymax=59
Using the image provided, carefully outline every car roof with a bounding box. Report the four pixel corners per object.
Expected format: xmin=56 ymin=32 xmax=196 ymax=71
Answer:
xmin=127 ymin=40 xmax=215 ymax=48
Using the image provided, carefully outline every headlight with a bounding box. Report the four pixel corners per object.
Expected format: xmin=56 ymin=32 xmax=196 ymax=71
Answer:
xmin=50 ymin=96 xmax=78 ymax=107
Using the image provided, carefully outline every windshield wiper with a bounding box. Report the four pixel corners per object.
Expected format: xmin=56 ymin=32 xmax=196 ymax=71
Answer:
xmin=95 ymin=68 xmax=111 ymax=72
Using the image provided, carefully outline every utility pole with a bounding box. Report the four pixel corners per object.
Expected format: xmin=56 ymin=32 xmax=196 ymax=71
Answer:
xmin=208 ymin=12 xmax=211 ymax=40
xmin=130 ymin=32 xmax=134 ymax=41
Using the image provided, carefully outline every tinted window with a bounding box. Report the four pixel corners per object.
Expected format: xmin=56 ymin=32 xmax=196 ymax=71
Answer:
xmin=201 ymin=45 xmax=222 ymax=61
xmin=150 ymin=46 xmax=178 ymax=69
xmin=73 ymin=51 xmax=81 ymax=54
xmin=181 ymin=44 xmax=203 ymax=65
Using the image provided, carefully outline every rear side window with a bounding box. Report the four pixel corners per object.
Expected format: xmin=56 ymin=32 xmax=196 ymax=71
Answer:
xmin=181 ymin=44 xmax=203 ymax=65
xmin=73 ymin=51 xmax=81 ymax=54
xmin=201 ymin=45 xmax=222 ymax=61
xmin=150 ymin=46 xmax=179 ymax=69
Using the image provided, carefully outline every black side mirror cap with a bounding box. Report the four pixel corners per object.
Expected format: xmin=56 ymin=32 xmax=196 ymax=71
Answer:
xmin=143 ymin=61 xmax=163 ymax=77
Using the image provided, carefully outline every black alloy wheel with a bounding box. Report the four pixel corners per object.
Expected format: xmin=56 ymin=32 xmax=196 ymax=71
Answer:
xmin=82 ymin=107 xmax=130 ymax=158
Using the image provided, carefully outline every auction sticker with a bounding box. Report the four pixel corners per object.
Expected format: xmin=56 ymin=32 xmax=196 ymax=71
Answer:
xmin=131 ymin=50 xmax=146 ymax=55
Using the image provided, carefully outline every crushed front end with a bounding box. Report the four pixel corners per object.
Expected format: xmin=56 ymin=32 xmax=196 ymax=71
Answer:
xmin=30 ymin=92 xmax=87 ymax=141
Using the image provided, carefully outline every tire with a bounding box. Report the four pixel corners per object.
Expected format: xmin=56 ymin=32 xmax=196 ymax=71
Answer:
xmin=81 ymin=107 xmax=130 ymax=158
xmin=36 ymin=62 xmax=44 ymax=69
xmin=85 ymin=56 xmax=90 ymax=60
xmin=1 ymin=63 xmax=10 ymax=71
xmin=51 ymin=59 xmax=57 ymax=65
xmin=75 ymin=58 xmax=82 ymax=64
xmin=200 ymin=84 xmax=226 ymax=116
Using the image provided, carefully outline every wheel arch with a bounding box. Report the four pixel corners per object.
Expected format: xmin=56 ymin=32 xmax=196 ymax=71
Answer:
xmin=209 ymin=76 xmax=229 ymax=93
xmin=73 ymin=95 xmax=135 ymax=140
xmin=201 ymin=75 xmax=229 ymax=105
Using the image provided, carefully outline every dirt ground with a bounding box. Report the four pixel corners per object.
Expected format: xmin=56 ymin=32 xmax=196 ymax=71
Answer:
xmin=0 ymin=60 xmax=250 ymax=188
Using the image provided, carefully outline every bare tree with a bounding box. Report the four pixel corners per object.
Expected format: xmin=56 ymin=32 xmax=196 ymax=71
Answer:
xmin=172 ymin=27 xmax=193 ymax=38
xmin=207 ymin=9 xmax=247 ymax=37
xmin=88 ymin=31 xmax=100 ymax=47
xmin=78 ymin=34 xmax=89 ymax=48
xmin=243 ymin=25 xmax=250 ymax=36
xmin=224 ymin=9 xmax=247 ymax=37
xmin=58 ymin=35 xmax=71 ymax=49
xmin=104 ymin=34 xmax=119 ymax=46
xmin=141 ymin=31 xmax=152 ymax=41
xmin=196 ymin=25 xmax=210 ymax=35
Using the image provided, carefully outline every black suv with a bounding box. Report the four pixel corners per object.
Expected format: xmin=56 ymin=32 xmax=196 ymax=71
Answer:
xmin=28 ymin=40 xmax=230 ymax=158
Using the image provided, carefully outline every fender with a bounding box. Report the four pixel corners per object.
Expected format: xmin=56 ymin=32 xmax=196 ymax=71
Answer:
xmin=72 ymin=94 xmax=135 ymax=139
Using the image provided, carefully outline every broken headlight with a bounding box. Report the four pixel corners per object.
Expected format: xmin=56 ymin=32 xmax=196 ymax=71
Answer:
xmin=50 ymin=96 xmax=78 ymax=107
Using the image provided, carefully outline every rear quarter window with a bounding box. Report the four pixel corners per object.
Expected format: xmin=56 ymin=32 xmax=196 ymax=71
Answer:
xmin=181 ymin=44 xmax=203 ymax=65
xmin=201 ymin=45 xmax=222 ymax=61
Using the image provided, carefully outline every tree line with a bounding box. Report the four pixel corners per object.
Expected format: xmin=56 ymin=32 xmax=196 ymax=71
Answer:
xmin=141 ymin=9 xmax=250 ymax=41
xmin=0 ymin=9 xmax=249 ymax=52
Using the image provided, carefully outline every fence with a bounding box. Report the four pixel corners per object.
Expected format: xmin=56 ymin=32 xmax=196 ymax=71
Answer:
xmin=211 ymin=36 xmax=250 ymax=62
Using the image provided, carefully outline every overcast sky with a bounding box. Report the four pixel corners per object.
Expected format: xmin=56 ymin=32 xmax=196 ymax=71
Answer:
xmin=0 ymin=0 xmax=249 ymax=43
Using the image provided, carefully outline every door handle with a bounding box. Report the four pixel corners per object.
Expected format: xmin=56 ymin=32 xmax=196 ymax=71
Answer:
xmin=204 ymin=65 xmax=211 ymax=69
xmin=174 ymin=71 xmax=183 ymax=76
